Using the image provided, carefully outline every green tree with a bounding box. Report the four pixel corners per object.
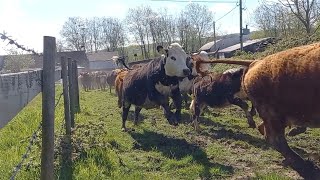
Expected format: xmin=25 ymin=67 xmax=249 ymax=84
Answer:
xmin=3 ymin=49 xmax=35 ymax=73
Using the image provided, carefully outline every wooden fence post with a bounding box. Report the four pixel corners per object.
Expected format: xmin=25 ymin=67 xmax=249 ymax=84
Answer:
xmin=61 ymin=57 xmax=71 ymax=135
xmin=68 ymin=57 xmax=75 ymax=127
xmin=72 ymin=60 xmax=80 ymax=113
xmin=41 ymin=36 xmax=56 ymax=180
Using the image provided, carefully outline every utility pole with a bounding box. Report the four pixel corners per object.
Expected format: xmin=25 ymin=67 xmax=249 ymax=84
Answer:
xmin=239 ymin=0 xmax=243 ymax=51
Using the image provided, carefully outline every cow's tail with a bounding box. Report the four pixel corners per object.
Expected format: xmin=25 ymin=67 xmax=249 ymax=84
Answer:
xmin=196 ymin=59 xmax=254 ymax=67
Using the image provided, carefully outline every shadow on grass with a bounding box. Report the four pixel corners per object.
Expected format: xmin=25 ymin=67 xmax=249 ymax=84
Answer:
xmin=129 ymin=129 xmax=234 ymax=178
xmin=180 ymin=110 xmax=270 ymax=150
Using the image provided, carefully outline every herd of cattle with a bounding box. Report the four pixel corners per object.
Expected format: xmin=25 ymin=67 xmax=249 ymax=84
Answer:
xmin=79 ymin=42 xmax=320 ymax=179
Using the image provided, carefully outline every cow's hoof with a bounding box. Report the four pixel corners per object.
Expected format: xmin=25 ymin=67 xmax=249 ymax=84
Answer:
xmin=288 ymin=127 xmax=307 ymax=136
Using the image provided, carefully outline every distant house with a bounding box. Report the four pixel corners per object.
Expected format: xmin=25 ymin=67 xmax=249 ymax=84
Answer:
xmin=34 ymin=51 xmax=89 ymax=68
xmin=199 ymin=33 xmax=251 ymax=54
xmin=217 ymin=37 xmax=275 ymax=58
xmin=86 ymin=50 xmax=119 ymax=71
xmin=0 ymin=51 xmax=89 ymax=73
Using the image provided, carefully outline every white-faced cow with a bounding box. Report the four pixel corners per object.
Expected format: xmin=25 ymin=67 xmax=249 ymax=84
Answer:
xmin=121 ymin=43 xmax=191 ymax=131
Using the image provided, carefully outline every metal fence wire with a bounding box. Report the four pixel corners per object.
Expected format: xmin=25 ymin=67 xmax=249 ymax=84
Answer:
xmin=9 ymin=92 xmax=64 ymax=180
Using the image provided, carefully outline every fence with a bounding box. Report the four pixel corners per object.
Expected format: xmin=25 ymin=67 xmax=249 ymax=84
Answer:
xmin=0 ymin=33 xmax=80 ymax=180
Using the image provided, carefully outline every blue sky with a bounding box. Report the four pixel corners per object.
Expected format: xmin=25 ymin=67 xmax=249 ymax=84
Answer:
xmin=0 ymin=0 xmax=265 ymax=54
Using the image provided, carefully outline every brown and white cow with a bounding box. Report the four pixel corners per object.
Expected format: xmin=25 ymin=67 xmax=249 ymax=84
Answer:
xmin=169 ymin=50 xmax=216 ymax=109
xmin=121 ymin=43 xmax=191 ymax=131
xmin=200 ymin=43 xmax=320 ymax=179
xmin=189 ymin=67 xmax=256 ymax=132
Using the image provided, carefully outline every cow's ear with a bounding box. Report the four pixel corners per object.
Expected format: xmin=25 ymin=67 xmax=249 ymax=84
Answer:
xmin=157 ymin=45 xmax=164 ymax=53
xmin=165 ymin=49 xmax=168 ymax=57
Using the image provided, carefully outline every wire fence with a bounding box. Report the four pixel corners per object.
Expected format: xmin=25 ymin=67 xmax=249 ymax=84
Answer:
xmin=9 ymin=92 xmax=64 ymax=180
xmin=0 ymin=32 xmax=40 ymax=56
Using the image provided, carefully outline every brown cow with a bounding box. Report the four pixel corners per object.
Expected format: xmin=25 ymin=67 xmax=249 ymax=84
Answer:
xmin=79 ymin=72 xmax=91 ymax=91
xmin=115 ymin=65 xmax=144 ymax=108
xmin=189 ymin=67 xmax=256 ymax=132
xmin=106 ymin=69 xmax=126 ymax=93
xmin=200 ymin=43 xmax=320 ymax=179
xmin=115 ymin=70 xmax=129 ymax=108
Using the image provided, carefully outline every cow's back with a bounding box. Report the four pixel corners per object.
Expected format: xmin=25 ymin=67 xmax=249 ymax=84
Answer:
xmin=243 ymin=43 xmax=320 ymax=125
xmin=122 ymin=60 xmax=157 ymax=106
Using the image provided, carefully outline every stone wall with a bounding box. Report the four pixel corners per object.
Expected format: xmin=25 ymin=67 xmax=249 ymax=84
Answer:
xmin=0 ymin=69 xmax=61 ymax=128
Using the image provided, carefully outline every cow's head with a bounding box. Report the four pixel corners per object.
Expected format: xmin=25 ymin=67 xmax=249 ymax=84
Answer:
xmin=157 ymin=43 xmax=191 ymax=77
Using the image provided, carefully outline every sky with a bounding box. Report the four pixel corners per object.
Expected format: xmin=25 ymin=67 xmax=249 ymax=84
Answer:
xmin=0 ymin=0 xmax=265 ymax=55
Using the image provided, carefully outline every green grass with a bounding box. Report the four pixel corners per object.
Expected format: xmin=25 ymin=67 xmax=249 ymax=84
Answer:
xmin=0 ymin=85 xmax=319 ymax=179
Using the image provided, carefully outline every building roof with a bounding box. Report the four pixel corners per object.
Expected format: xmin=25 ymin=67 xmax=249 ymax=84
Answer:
xmin=199 ymin=40 xmax=221 ymax=51
xmin=218 ymin=37 xmax=272 ymax=53
xmin=86 ymin=50 xmax=118 ymax=61
xmin=199 ymin=33 xmax=251 ymax=52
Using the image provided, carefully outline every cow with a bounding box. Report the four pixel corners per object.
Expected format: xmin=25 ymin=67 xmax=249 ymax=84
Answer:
xmin=199 ymin=43 xmax=320 ymax=179
xmin=121 ymin=43 xmax=191 ymax=131
xmin=115 ymin=65 xmax=144 ymax=108
xmin=115 ymin=70 xmax=129 ymax=108
xmin=189 ymin=67 xmax=256 ymax=132
xmin=78 ymin=72 xmax=92 ymax=91
xmin=106 ymin=70 xmax=118 ymax=93
xmin=170 ymin=50 xmax=216 ymax=109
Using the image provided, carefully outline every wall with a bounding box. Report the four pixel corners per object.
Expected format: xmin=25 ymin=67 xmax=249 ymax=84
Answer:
xmin=0 ymin=68 xmax=61 ymax=129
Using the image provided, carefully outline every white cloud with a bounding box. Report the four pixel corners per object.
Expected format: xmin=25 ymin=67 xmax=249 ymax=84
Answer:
xmin=209 ymin=3 xmax=234 ymax=14
xmin=93 ymin=2 xmax=128 ymax=19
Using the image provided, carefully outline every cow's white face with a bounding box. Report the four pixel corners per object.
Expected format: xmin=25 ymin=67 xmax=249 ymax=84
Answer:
xmin=198 ymin=51 xmax=212 ymax=72
xmin=158 ymin=43 xmax=190 ymax=77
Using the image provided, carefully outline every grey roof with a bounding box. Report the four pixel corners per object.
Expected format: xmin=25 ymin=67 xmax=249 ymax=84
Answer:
xmin=219 ymin=37 xmax=271 ymax=53
xmin=199 ymin=33 xmax=251 ymax=52
xmin=199 ymin=40 xmax=221 ymax=51
xmin=86 ymin=50 xmax=118 ymax=61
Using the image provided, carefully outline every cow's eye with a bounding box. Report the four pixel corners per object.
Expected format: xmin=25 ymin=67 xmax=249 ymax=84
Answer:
xmin=171 ymin=56 xmax=176 ymax=60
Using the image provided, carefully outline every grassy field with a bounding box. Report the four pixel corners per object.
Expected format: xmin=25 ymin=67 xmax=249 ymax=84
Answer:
xmin=0 ymin=80 xmax=320 ymax=179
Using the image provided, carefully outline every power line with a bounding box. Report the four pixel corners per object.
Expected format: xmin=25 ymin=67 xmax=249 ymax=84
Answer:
xmin=150 ymin=0 xmax=237 ymax=3
xmin=215 ymin=5 xmax=238 ymax=22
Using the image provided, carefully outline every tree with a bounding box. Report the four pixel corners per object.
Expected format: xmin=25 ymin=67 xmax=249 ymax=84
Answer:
xmin=278 ymin=0 xmax=320 ymax=35
xmin=126 ymin=6 xmax=155 ymax=59
xmin=60 ymin=17 xmax=86 ymax=51
xmin=3 ymin=49 xmax=35 ymax=73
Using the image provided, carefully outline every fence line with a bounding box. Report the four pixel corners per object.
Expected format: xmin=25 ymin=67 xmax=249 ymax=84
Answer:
xmin=9 ymin=91 xmax=64 ymax=180
xmin=1 ymin=32 xmax=80 ymax=179
xmin=0 ymin=32 xmax=40 ymax=55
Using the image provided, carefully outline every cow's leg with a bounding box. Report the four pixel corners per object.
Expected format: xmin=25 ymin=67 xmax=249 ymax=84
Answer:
xmin=121 ymin=102 xmax=131 ymax=132
xmin=190 ymin=99 xmax=205 ymax=132
xmin=193 ymin=102 xmax=201 ymax=133
xmin=228 ymin=97 xmax=256 ymax=128
xmin=171 ymin=89 xmax=182 ymax=123
xmin=288 ymin=127 xmax=307 ymax=136
xmin=109 ymin=85 xmax=112 ymax=94
xmin=133 ymin=106 xmax=142 ymax=126
xmin=257 ymin=104 xmax=320 ymax=179
xmin=159 ymin=100 xmax=176 ymax=126
xmin=182 ymin=93 xmax=190 ymax=109
xmin=250 ymin=103 xmax=257 ymax=116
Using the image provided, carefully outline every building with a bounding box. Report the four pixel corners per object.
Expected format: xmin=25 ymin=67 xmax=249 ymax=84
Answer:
xmin=86 ymin=50 xmax=119 ymax=71
xmin=0 ymin=51 xmax=89 ymax=73
xmin=217 ymin=37 xmax=275 ymax=58
xmin=199 ymin=33 xmax=251 ymax=53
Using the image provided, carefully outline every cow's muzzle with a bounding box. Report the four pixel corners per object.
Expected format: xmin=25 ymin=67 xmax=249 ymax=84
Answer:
xmin=183 ymin=69 xmax=191 ymax=76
